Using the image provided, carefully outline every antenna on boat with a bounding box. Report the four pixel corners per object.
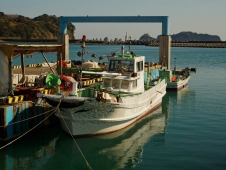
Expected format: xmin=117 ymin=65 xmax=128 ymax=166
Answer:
xmin=128 ymin=34 xmax=132 ymax=54
xmin=121 ymin=45 xmax=124 ymax=57
xmin=174 ymin=57 xmax=177 ymax=71
xmin=125 ymin=32 xmax=132 ymax=54
xmin=81 ymin=35 xmax=86 ymax=63
xmin=77 ymin=35 xmax=86 ymax=89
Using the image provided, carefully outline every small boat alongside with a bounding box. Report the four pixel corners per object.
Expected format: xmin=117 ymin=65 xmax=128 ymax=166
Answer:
xmin=41 ymin=43 xmax=167 ymax=137
xmin=159 ymin=58 xmax=196 ymax=91
xmin=160 ymin=67 xmax=194 ymax=91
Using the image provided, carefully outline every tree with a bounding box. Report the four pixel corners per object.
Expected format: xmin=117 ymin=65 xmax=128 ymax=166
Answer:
xmin=0 ymin=12 xmax=76 ymax=39
xmin=0 ymin=12 xmax=4 ymax=17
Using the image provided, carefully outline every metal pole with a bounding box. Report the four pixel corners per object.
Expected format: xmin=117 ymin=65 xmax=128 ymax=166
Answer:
xmin=58 ymin=52 xmax=62 ymax=75
xmin=41 ymin=52 xmax=55 ymax=74
xmin=129 ymin=35 xmax=132 ymax=53
xmin=20 ymin=54 xmax=25 ymax=82
xmin=8 ymin=58 xmax=12 ymax=93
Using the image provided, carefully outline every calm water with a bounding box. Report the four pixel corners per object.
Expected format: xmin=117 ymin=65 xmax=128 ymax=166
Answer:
xmin=1 ymin=45 xmax=226 ymax=170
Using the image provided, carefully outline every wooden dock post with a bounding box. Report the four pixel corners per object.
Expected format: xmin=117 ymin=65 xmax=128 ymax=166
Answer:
xmin=159 ymin=35 xmax=171 ymax=70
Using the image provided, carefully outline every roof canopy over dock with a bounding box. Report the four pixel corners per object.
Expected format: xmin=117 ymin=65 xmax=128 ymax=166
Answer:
xmin=0 ymin=44 xmax=63 ymax=59
xmin=0 ymin=43 xmax=63 ymax=95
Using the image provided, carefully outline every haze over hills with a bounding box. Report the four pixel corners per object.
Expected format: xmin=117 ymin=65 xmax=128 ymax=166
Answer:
xmin=140 ymin=32 xmax=221 ymax=42
xmin=160 ymin=32 xmax=221 ymax=42
xmin=0 ymin=12 xmax=222 ymax=42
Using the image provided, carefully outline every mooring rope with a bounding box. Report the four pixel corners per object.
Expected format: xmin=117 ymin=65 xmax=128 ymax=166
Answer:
xmin=0 ymin=109 xmax=56 ymax=150
xmin=0 ymin=108 xmax=55 ymax=128
xmin=0 ymin=96 xmax=92 ymax=169
xmin=56 ymin=97 xmax=93 ymax=170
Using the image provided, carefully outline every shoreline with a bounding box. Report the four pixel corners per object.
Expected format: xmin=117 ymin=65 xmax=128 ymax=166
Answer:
xmin=1 ymin=39 xmax=226 ymax=48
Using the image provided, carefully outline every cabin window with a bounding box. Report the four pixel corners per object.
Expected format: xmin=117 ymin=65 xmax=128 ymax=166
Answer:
xmin=108 ymin=60 xmax=134 ymax=72
xmin=136 ymin=61 xmax=143 ymax=72
xmin=112 ymin=80 xmax=120 ymax=89
xmin=103 ymin=79 xmax=111 ymax=87
xmin=121 ymin=80 xmax=129 ymax=89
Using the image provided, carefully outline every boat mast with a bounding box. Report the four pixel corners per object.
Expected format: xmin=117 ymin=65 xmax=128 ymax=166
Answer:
xmin=121 ymin=45 xmax=124 ymax=57
xmin=81 ymin=35 xmax=86 ymax=63
xmin=128 ymin=34 xmax=132 ymax=54
xmin=125 ymin=32 xmax=132 ymax=54
xmin=174 ymin=57 xmax=176 ymax=75
xmin=78 ymin=35 xmax=86 ymax=88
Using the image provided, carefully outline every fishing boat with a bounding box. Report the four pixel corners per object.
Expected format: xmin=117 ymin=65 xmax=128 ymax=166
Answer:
xmin=160 ymin=67 xmax=192 ymax=90
xmin=159 ymin=58 xmax=196 ymax=91
xmin=40 ymin=44 xmax=167 ymax=137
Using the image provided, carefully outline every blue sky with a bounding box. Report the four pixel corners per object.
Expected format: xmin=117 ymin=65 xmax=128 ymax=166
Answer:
xmin=1 ymin=0 xmax=226 ymax=40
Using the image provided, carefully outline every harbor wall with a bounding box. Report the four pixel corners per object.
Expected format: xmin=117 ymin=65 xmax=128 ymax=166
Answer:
xmin=0 ymin=100 xmax=56 ymax=141
xmin=1 ymin=39 xmax=226 ymax=48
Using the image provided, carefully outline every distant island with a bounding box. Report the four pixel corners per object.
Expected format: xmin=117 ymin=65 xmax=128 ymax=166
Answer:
xmin=0 ymin=12 xmax=223 ymax=42
xmin=140 ymin=32 xmax=221 ymax=42
xmin=163 ymin=32 xmax=221 ymax=41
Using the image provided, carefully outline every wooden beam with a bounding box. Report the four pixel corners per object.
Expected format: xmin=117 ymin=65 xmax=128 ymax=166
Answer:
xmin=57 ymin=52 xmax=62 ymax=75
xmin=20 ymin=54 xmax=25 ymax=85
xmin=41 ymin=52 xmax=55 ymax=74
xmin=8 ymin=58 xmax=12 ymax=93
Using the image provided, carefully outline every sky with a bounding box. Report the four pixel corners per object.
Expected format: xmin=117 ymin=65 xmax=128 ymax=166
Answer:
xmin=1 ymin=0 xmax=226 ymax=41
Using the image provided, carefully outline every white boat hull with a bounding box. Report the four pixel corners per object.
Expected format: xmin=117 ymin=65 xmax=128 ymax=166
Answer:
xmin=167 ymin=75 xmax=190 ymax=91
xmin=55 ymin=79 xmax=166 ymax=136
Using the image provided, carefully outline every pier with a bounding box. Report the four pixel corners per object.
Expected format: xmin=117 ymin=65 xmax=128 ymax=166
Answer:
xmin=0 ymin=44 xmax=63 ymax=141
xmin=146 ymin=40 xmax=226 ymax=48
xmin=2 ymin=38 xmax=226 ymax=48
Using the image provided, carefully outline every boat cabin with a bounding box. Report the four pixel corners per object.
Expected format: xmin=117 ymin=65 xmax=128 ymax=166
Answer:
xmin=102 ymin=54 xmax=145 ymax=93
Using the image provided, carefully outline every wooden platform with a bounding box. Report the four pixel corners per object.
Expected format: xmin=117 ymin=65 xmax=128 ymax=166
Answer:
xmin=13 ymin=65 xmax=58 ymax=75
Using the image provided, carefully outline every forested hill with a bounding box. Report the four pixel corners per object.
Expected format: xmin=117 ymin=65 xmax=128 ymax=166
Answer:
xmin=0 ymin=12 xmax=75 ymax=39
xmin=140 ymin=31 xmax=221 ymax=42
xmin=169 ymin=31 xmax=221 ymax=42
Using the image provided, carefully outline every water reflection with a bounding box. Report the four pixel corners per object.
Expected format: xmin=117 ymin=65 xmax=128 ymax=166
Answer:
xmin=167 ymin=86 xmax=191 ymax=101
xmin=167 ymin=86 xmax=194 ymax=111
xmin=0 ymin=90 xmax=191 ymax=170
xmin=0 ymin=126 xmax=60 ymax=170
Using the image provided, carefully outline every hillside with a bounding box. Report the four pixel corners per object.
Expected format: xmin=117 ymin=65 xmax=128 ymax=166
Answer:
xmin=157 ymin=31 xmax=221 ymax=42
xmin=0 ymin=12 xmax=75 ymax=39
xmin=139 ymin=33 xmax=156 ymax=41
